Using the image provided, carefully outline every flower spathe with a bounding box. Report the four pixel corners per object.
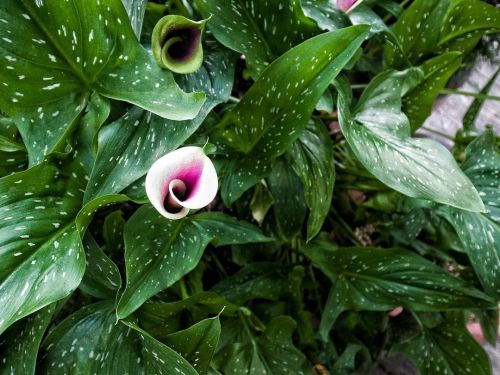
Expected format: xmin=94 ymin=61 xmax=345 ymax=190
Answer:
xmin=337 ymin=0 xmax=357 ymax=12
xmin=145 ymin=146 xmax=218 ymax=220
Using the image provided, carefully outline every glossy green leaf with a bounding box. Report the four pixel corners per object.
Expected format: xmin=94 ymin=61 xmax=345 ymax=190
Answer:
xmin=84 ymin=43 xmax=235 ymax=202
xmin=79 ymin=234 xmax=121 ymax=299
xmin=0 ymin=0 xmax=205 ymax=164
xmin=212 ymin=263 xmax=289 ymax=305
xmin=195 ymin=0 xmax=319 ymax=78
xmin=302 ymin=235 xmax=494 ymax=340
xmin=40 ymin=301 xmax=197 ymax=374
xmin=0 ymin=304 xmax=55 ymax=374
xmin=300 ymin=0 xmax=350 ymax=31
xmin=439 ymin=130 xmax=500 ymax=298
xmin=392 ymin=313 xmax=491 ymax=375
xmin=163 ymin=316 xmax=221 ymax=375
xmin=249 ymin=181 xmax=274 ymax=225
xmin=404 ymin=52 xmax=462 ymax=130
xmin=288 ymin=120 xmax=335 ymax=241
xmin=152 ymin=15 xmax=207 ymax=74
xmin=384 ymin=0 xmax=449 ymax=68
xmin=117 ymin=206 xmax=269 ymax=319
xmin=335 ymin=69 xmax=484 ymax=212
xmin=268 ymin=158 xmax=307 ymax=239
xmin=138 ymin=292 xmax=238 ymax=339
xmin=0 ymin=162 xmax=85 ymax=335
xmin=218 ymin=25 xmax=370 ymax=204
xmin=214 ymin=316 xmax=310 ymax=375
xmin=121 ymin=0 xmax=148 ymax=37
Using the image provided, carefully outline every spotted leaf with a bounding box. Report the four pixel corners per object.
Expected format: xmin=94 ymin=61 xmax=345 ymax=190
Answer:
xmin=392 ymin=313 xmax=491 ymax=375
xmin=0 ymin=0 xmax=205 ymax=165
xmin=121 ymin=0 xmax=147 ymax=38
xmin=302 ymin=234 xmax=495 ymax=341
xmin=335 ymin=70 xmax=485 ymax=212
xmin=217 ymin=25 xmax=369 ymax=204
xmin=39 ymin=301 xmax=197 ymax=374
xmin=0 ymin=304 xmax=55 ymax=374
xmin=300 ymin=0 xmax=350 ymax=31
xmin=84 ymin=43 xmax=235 ymax=202
xmin=195 ymin=0 xmax=319 ymax=78
xmin=116 ymin=206 xmax=270 ymax=319
xmin=0 ymin=162 xmax=85 ymax=335
xmin=163 ymin=316 xmax=221 ymax=375
xmin=439 ymin=130 xmax=500 ymax=298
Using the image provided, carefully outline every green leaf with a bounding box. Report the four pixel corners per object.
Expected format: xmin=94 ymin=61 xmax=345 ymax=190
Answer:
xmin=268 ymin=158 xmax=307 ymax=240
xmin=217 ymin=25 xmax=370 ymax=204
xmin=40 ymin=301 xmax=197 ymax=374
xmin=384 ymin=0 xmax=450 ymax=68
xmin=0 ymin=0 xmax=205 ymax=165
xmin=300 ymin=0 xmax=350 ymax=31
xmin=79 ymin=234 xmax=121 ymax=299
xmin=302 ymin=234 xmax=495 ymax=341
xmin=211 ymin=263 xmax=289 ymax=305
xmin=249 ymin=181 xmax=274 ymax=225
xmin=195 ymin=0 xmax=319 ymax=78
xmin=215 ymin=316 xmax=310 ymax=375
xmin=117 ymin=206 xmax=269 ymax=319
xmin=332 ymin=344 xmax=364 ymax=375
xmin=138 ymin=292 xmax=238 ymax=338
xmin=163 ymin=316 xmax=221 ymax=375
xmin=404 ymin=52 xmax=462 ymax=131
xmin=84 ymin=42 xmax=235 ymax=202
xmin=392 ymin=313 xmax=491 ymax=375
xmin=439 ymin=130 xmax=500 ymax=298
xmin=463 ymin=67 xmax=500 ymax=133
xmin=0 ymin=162 xmax=85 ymax=335
xmin=121 ymin=0 xmax=148 ymax=38
xmin=288 ymin=120 xmax=335 ymax=241
xmin=0 ymin=304 xmax=55 ymax=374
xmin=335 ymin=69 xmax=485 ymax=212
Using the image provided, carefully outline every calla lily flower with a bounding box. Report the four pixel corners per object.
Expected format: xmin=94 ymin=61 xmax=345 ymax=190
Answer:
xmin=145 ymin=146 xmax=218 ymax=220
xmin=337 ymin=0 xmax=358 ymax=12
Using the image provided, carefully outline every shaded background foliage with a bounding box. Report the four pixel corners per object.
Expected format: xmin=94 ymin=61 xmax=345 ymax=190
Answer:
xmin=0 ymin=0 xmax=499 ymax=374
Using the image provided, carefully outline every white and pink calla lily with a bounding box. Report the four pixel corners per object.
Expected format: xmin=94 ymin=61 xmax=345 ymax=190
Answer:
xmin=337 ymin=0 xmax=358 ymax=12
xmin=145 ymin=146 xmax=218 ymax=220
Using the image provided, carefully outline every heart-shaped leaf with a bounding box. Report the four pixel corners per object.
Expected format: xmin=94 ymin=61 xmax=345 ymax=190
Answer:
xmin=0 ymin=162 xmax=85 ymax=335
xmin=163 ymin=316 xmax=221 ymax=375
xmin=84 ymin=42 xmax=235 ymax=202
xmin=335 ymin=69 xmax=484 ymax=212
xmin=0 ymin=0 xmax=205 ymax=165
xmin=117 ymin=207 xmax=270 ymax=319
xmin=439 ymin=130 xmax=500 ymax=298
xmin=392 ymin=313 xmax=491 ymax=375
xmin=217 ymin=25 xmax=369 ymax=204
xmin=302 ymin=235 xmax=495 ymax=340
xmin=195 ymin=0 xmax=319 ymax=78
xmin=0 ymin=304 xmax=55 ymax=374
xmin=40 ymin=301 xmax=197 ymax=374
xmin=288 ymin=120 xmax=335 ymax=241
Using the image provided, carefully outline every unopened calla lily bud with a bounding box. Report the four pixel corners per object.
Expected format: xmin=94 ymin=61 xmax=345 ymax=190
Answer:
xmin=145 ymin=146 xmax=218 ymax=220
xmin=152 ymin=15 xmax=208 ymax=74
xmin=337 ymin=0 xmax=357 ymax=12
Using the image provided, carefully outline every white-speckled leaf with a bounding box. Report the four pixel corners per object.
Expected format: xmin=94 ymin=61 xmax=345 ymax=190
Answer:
xmin=121 ymin=0 xmax=147 ymax=38
xmin=0 ymin=0 xmax=205 ymax=165
xmin=163 ymin=316 xmax=221 ymax=375
xmin=195 ymin=0 xmax=319 ymax=78
xmin=218 ymin=25 xmax=369 ymax=204
xmin=84 ymin=44 xmax=235 ymax=202
xmin=335 ymin=70 xmax=485 ymax=213
xmin=439 ymin=130 xmax=500 ymax=298
xmin=392 ymin=313 xmax=491 ymax=375
xmin=40 ymin=301 xmax=197 ymax=374
xmin=0 ymin=162 xmax=85 ymax=335
xmin=288 ymin=120 xmax=335 ymax=241
xmin=0 ymin=304 xmax=55 ymax=374
xmin=302 ymin=235 xmax=494 ymax=341
xmin=300 ymin=0 xmax=350 ymax=31
xmin=117 ymin=207 xmax=270 ymax=319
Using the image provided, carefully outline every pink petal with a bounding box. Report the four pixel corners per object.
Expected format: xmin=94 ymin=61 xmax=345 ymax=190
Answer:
xmin=145 ymin=146 xmax=218 ymax=220
xmin=337 ymin=0 xmax=357 ymax=12
xmin=388 ymin=306 xmax=403 ymax=317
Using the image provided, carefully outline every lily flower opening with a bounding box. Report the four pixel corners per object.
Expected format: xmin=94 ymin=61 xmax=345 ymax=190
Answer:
xmin=337 ymin=0 xmax=358 ymax=12
xmin=145 ymin=146 xmax=218 ymax=220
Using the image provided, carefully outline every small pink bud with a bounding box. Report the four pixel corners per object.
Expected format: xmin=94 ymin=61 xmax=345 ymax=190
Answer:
xmin=337 ymin=0 xmax=357 ymax=12
xmin=388 ymin=306 xmax=403 ymax=317
xmin=145 ymin=146 xmax=218 ymax=220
